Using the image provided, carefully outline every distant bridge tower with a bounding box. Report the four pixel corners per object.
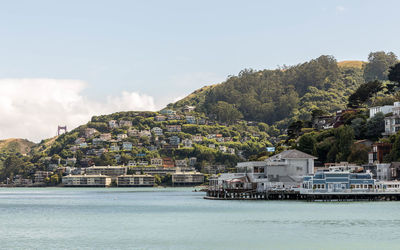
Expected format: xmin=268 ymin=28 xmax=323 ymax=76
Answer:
xmin=57 ymin=125 xmax=67 ymax=136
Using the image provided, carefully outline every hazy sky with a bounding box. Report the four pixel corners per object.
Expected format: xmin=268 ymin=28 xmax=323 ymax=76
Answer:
xmin=1 ymin=0 xmax=400 ymax=141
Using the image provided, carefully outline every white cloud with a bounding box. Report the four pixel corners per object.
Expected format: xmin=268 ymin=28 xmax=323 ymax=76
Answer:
xmin=336 ymin=5 xmax=347 ymax=13
xmin=0 ymin=79 xmax=157 ymax=142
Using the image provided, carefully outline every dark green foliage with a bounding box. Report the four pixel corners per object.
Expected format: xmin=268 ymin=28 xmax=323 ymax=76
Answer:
xmin=210 ymin=101 xmax=243 ymax=124
xmin=363 ymin=51 xmax=398 ymax=82
xmin=297 ymin=133 xmax=316 ymax=155
xmin=365 ymin=112 xmax=385 ymax=140
xmin=387 ymin=63 xmax=400 ymax=94
xmin=347 ymin=144 xmax=369 ymax=164
xmin=348 ymin=81 xmax=383 ymax=108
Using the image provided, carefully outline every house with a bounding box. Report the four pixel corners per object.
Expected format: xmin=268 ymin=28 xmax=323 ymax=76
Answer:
xmin=175 ymin=159 xmax=188 ymax=167
xmin=198 ymin=118 xmax=207 ymax=125
xmin=69 ymin=145 xmax=79 ymax=152
xmin=109 ymin=120 xmax=119 ymax=129
xmin=62 ymin=175 xmax=112 ymax=187
xmin=167 ymin=114 xmax=182 ymax=120
xmin=119 ymin=120 xmax=132 ymax=127
xmin=383 ymin=102 xmax=400 ymax=136
xmin=114 ymin=154 xmax=121 ymax=163
xmin=369 ymin=105 xmax=395 ymax=118
xmin=186 ymin=115 xmax=196 ymax=124
xmin=66 ymin=157 xmax=77 ymax=166
xmin=34 ymin=171 xmax=52 ymax=184
xmin=169 ymin=136 xmax=180 ymax=146
xmin=189 ymin=157 xmax=197 ymax=166
xmin=117 ymin=175 xmax=155 ymax=187
xmin=139 ymin=130 xmax=151 ymax=137
xmin=389 ymin=162 xmax=400 ymax=180
xmin=182 ymin=139 xmax=193 ymax=148
xmin=162 ymin=157 xmax=175 ymax=168
xmin=160 ymin=109 xmax=176 ymax=115
xmin=377 ymin=163 xmax=391 ymax=181
xmin=117 ymin=133 xmax=128 ymax=140
xmin=172 ymin=171 xmax=204 ymax=185
xmin=151 ymin=158 xmax=163 ymax=166
xmin=219 ymin=145 xmax=227 ymax=153
xmin=333 ymin=109 xmax=358 ymax=128
xmin=155 ymin=115 xmax=166 ymax=121
xmin=110 ymin=144 xmax=120 ymax=151
xmin=182 ymin=105 xmax=195 ymax=113
xmin=206 ymin=134 xmax=216 ymax=139
xmin=166 ymin=125 xmax=181 ymax=132
xmin=138 ymin=161 xmax=149 ymax=166
xmin=313 ymin=115 xmax=335 ymax=130
xmin=202 ymin=164 xmax=226 ymax=174
xmin=227 ymin=148 xmax=235 ymax=155
xmin=122 ymin=142 xmax=133 ymax=150
xmin=147 ymin=145 xmax=158 ymax=151
xmin=75 ymin=137 xmax=85 ymax=145
xmin=92 ymin=138 xmax=103 ymax=146
xmin=192 ymin=134 xmax=203 ymax=142
xmin=128 ymin=161 xmax=137 ymax=166
xmin=208 ymin=144 xmax=215 ymax=149
xmin=84 ymin=128 xmax=97 ymax=138
xmin=368 ymin=142 xmax=392 ymax=164
xmin=151 ymin=127 xmax=163 ymax=136
xmin=216 ymin=137 xmax=224 ymax=142
xmin=128 ymin=129 xmax=139 ymax=137
xmin=79 ymin=142 xmax=88 ymax=148
xmin=100 ymin=133 xmax=112 ymax=141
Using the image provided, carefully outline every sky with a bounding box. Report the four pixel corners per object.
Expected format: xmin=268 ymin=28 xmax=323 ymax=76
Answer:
xmin=0 ymin=0 xmax=400 ymax=142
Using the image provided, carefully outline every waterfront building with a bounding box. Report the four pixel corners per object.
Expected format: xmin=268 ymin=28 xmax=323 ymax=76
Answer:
xmin=172 ymin=171 xmax=204 ymax=185
xmin=85 ymin=166 xmax=127 ymax=179
xmin=377 ymin=163 xmax=391 ymax=181
xmin=368 ymin=142 xmax=392 ymax=164
xmin=62 ymin=175 xmax=112 ymax=187
xmin=117 ymin=175 xmax=155 ymax=187
xmin=34 ymin=171 xmax=52 ymax=184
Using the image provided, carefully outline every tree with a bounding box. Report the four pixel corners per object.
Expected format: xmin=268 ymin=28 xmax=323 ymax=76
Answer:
xmin=287 ymin=120 xmax=304 ymax=139
xmin=387 ymin=63 xmax=400 ymax=94
xmin=210 ymin=101 xmax=243 ymax=124
xmin=347 ymin=144 xmax=369 ymax=164
xmin=334 ymin=126 xmax=354 ymax=162
xmin=350 ymin=117 xmax=366 ymax=139
xmin=0 ymin=155 xmax=24 ymax=181
xmin=297 ymin=133 xmax=316 ymax=155
xmin=363 ymin=51 xmax=398 ymax=82
xmin=348 ymin=80 xmax=383 ymax=108
xmin=365 ymin=112 xmax=385 ymax=140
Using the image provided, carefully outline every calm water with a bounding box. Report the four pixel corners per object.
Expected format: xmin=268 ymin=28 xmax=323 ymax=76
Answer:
xmin=1 ymin=188 xmax=400 ymax=249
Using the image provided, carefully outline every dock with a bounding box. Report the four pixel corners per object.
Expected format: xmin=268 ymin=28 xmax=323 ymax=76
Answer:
xmin=205 ymin=189 xmax=400 ymax=201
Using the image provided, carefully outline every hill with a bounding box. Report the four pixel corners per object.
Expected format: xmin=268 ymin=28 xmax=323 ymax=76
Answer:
xmin=0 ymin=138 xmax=36 ymax=155
xmin=338 ymin=60 xmax=366 ymax=69
xmin=172 ymin=55 xmax=364 ymax=128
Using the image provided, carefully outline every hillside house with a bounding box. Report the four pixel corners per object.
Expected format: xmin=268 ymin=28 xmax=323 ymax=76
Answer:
xmin=109 ymin=120 xmax=119 ymax=129
xmin=122 ymin=142 xmax=133 ymax=150
xmin=228 ymin=148 xmax=235 ymax=155
xmin=182 ymin=139 xmax=193 ymax=147
xmin=117 ymin=134 xmax=128 ymax=140
xmin=384 ymin=102 xmax=400 ymax=136
xmin=183 ymin=105 xmax=195 ymax=113
xmin=92 ymin=138 xmax=103 ymax=146
xmin=369 ymin=104 xmax=395 ymax=118
xmin=186 ymin=116 xmax=196 ymax=124
xmin=139 ymin=130 xmax=151 ymax=137
xmin=128 ymin=129 xmax=139 ymax=137
xmin=162 ymin=157 xmax=175 ymax=168
xmin=368 ymin=142 xmax=392 ymax=164
xmin=189 ymin=157 xmax=197 ymax=166
xmin=100 ymin=133 xmax=112 ymax=141
xmin=219 ymin=145 xmax=227 ymax=153
xmin=151 ymin=158 xmax=163 ymax=166
xmin=155 ymin=115 xmax=166 ymax=121
xmin=209 ymin=144 xmax=215 ymax=149
xmin=169 ymin=136 xmax=180 ymax=146
xmin=110 ymin=144 xmax=120 ymax=151
xmin=66 ymin=157 xmax=77 ymax=166
xmin=119 ymin=120 xmax=132 ymax=127
xmin=168 ymin=114 xmax=182 ymax=120
xmin=84 ymin=128 xmax=97 ymax=138
xmin=79 ymin=142 xmax=88 ymax=148
xmin=192 ymin=134 xmax=203 ymax=142
xmin=160 ymin=109 xmax=176 ymax=115
xmin=175 ymin=159 xmax=188 ymax=167
xmin=151 ymin=127 xmax=163 ymax=136
xmin=166 ymin=125 xmax=181 ymax=132
xmin=75 ymin=137 xmax=85 ymax=145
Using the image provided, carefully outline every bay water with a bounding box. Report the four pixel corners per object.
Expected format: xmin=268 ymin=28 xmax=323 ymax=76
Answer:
xmin=0 ymin=187 xmax=399 ymax=249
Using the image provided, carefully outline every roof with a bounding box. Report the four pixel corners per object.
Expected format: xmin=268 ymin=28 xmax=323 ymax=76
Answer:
xmin=267 ymin=149 xmax=317 ymax=160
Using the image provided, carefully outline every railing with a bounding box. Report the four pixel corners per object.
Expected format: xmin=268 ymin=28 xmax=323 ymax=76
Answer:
xmin=301 ymin=188 xmax=400 ymax=194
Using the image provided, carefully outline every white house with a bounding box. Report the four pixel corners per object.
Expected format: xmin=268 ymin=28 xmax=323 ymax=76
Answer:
xmin=151 ymin=127 xmax=163 ymax=136
xmin=109 ymin=120 xmax=119 ymax=129
xmin=369 ymin=105 xmax=394 ymax=118
xmin=384 ymin=102 xmax=400 ymax=136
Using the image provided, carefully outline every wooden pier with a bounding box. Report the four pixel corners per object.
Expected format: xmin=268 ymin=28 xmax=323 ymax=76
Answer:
xmin=205 ymin=189 xmax=400 ymax=201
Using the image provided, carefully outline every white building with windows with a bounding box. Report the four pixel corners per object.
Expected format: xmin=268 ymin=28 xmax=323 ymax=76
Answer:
xmin=384 ymin=102 xmax=400 ymax=136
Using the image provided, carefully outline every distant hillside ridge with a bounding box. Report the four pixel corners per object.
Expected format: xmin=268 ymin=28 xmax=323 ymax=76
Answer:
xmin=0 ymin=138 xmax=36 ymax=155
xmin=338 ymin=60 xmax=366 ymax=69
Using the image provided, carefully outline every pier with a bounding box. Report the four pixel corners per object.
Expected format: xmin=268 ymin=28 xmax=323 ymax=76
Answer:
xmin=205 ymin=188 xmax=400 ymax=201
